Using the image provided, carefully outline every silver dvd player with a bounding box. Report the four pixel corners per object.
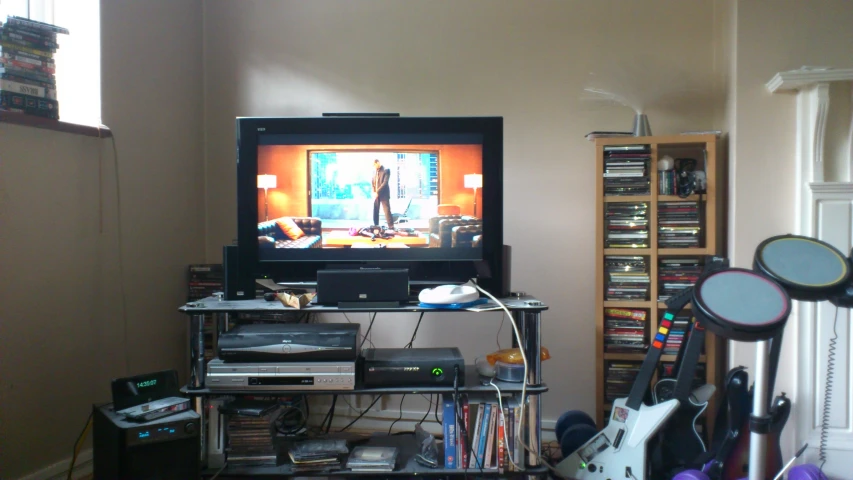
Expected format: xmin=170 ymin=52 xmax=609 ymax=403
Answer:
xmin=205 ymin=359 xmax=356 ymax=391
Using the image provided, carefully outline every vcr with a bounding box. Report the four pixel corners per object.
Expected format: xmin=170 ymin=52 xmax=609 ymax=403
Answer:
xmin=362 ymin=347 xmax=465 ymax=387
xmin=218 ymin=323 xmax=360 ymax=363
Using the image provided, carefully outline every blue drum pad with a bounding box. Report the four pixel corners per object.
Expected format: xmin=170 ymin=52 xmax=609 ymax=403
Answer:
xmin=693 ymin=268 xmax=792 ymax=342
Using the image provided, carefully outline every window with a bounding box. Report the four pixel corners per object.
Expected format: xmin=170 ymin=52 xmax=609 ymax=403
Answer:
xmin=308 ymin=151 xmax=439 ymax=228
xmin=1 ymin=0 xmax=101 ymax=126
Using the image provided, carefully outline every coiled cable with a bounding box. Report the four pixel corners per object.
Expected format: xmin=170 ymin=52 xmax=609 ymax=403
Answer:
xmin=819 ymin=306 xmax=840 ymax=471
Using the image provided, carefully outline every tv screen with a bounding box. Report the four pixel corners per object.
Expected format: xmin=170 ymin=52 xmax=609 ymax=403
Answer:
xmin=236 ymin=116 xmax=504 ymax=292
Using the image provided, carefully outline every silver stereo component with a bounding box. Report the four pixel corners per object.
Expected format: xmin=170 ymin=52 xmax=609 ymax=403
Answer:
xmin=205 ymin=359 xmax=356 ymax=391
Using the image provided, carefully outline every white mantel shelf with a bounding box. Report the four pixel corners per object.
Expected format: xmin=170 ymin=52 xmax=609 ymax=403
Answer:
xmin=766 ymin=67 xmax=853 ymax=93
xmin=810 ymin=182 xmax=853 ymax=194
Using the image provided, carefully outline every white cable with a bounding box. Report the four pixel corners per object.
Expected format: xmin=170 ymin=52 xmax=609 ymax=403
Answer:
xmin=471 ymin=281 xmax=561 ymax=475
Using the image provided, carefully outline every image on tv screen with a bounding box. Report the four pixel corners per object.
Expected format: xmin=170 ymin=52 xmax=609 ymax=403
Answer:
xmin=255 ymin=142 xmax=484 ymax=252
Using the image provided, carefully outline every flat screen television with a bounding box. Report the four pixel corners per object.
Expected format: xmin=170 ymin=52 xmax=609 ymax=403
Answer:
xmin=235 ymin=115 xmax=505 ymax=295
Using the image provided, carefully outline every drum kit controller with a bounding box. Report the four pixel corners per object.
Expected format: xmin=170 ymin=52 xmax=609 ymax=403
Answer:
xmin=554 ymin=234 xmax=850 ymax=480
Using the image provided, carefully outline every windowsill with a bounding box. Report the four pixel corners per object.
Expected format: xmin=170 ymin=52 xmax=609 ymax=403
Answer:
xmin=0 ymin=110 xmax=112 ymax=138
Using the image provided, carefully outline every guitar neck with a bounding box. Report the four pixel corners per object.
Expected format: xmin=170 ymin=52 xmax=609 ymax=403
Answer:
xmin=625 ymin=256 xmax=728 ymax=411
xmin=672 ymin=320 xmax=706 ymax=401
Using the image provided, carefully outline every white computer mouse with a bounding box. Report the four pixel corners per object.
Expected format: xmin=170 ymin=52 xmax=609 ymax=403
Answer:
xmin=418 ymin=284 xmax=480 ymax=305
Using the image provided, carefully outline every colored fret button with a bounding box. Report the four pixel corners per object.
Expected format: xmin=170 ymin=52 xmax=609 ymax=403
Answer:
xmin=653 ymin=340 xmax=663 ymax=349
xmin=659 ymin=327 xmax=669 ymax=335
xmin=661 ymin=319 xmax=672 ymax=328
xmin=655 ymin=333 xmax=665 ymax=342
xmin=663 ymin=312 xmax=675 ymax=320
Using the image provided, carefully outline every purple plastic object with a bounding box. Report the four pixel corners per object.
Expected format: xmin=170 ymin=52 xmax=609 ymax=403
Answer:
xmin=673 ymin=471 xmax=710 ymax=480
xmin=788 ymin=464 xmax=829 ymax=480
xmin=733 ymin=464 xmax=827 ymax=480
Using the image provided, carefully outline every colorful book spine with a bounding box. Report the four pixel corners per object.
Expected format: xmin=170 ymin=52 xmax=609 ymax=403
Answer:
xmin=442 ymin=394 xmax=457 ymax=468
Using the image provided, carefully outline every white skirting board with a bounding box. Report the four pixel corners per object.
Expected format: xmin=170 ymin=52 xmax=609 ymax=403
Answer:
xmin=13 ymin=449 xmax=92 ymax=480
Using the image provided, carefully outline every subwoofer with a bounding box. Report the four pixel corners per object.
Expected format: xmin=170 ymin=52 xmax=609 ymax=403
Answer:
xmin=92 ymin=403 xmax=200 ymax=480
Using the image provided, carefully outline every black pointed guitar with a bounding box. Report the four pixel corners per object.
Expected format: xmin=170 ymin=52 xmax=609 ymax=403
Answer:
xmin=650 ymin=318 xmax=714 ymax=478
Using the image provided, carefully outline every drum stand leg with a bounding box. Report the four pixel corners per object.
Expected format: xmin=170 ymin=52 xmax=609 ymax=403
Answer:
xmin=749 ymin=339 xmax=770 ymax=480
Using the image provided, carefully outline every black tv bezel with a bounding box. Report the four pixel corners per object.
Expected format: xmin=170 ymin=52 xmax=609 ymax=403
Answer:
xmin=236 ymin=115 xmax=504 ymax=294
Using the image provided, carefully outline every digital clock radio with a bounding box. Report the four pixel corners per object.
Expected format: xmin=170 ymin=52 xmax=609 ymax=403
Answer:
xmin=111 ymin=369 xmax=189 ymax=422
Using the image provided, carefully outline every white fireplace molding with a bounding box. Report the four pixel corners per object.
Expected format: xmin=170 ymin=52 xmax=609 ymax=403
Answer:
xmin=767 ymin=67 xmax=853 ymax=476
xmin=765 ymin=67 xmax=853 ymax=185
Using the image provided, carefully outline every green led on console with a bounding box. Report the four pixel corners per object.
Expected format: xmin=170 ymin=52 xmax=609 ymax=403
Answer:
xmin=431 ymin=367 xmax=443 ymax=377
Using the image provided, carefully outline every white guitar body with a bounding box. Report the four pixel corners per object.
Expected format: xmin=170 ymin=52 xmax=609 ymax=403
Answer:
xmin=555 ymin=397 xmax=679 ymax=479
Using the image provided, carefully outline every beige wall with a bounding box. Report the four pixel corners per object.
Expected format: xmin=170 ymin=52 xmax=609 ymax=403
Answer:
xmin=12 ymin=0 xmax=853 ymax=476
xmin=0 ymin=1 xmax=204 ymax=477
xmin=203 ymin=0 xmax=720 ymax=427
xmin=727 ymin=0 xmax=853 ymax=465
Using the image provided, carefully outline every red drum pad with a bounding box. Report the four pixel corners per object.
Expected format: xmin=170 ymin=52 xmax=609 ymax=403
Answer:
xmin=693 ymin=268 xmax=792 ymax=342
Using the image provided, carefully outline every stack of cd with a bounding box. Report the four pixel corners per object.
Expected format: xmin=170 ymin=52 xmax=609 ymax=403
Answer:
xmin=658 ymin=201 xmax=701 ymax=248
xmin=602 ymin=144 xmax=651 ymax=195
xmin=226 ymin=412 xmax=277 ymax=466
xmin=286 ymin=439 xmax=348 ymax=473
xmin=657 ymin=257 xmax=702 ymax=302
xmin=605 ymin=256 xmax=649 ymax=300
xmin=605 ymin=203 xmax=649 ymax=248
xmin=345 ymin=446 xmax=399 ymax=473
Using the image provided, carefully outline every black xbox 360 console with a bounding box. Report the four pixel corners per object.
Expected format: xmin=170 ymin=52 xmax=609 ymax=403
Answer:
xmin=218 ymin=323 xmax=360 ymax=363
xmin=362 ymin=347 xmax=465 ymax=387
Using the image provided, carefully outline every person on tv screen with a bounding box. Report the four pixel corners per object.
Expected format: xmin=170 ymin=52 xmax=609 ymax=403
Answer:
xmin=372 ymin=159 xmax=393 ymax=230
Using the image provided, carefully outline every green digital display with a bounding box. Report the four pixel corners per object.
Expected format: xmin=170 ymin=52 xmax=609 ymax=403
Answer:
xmin=137 ymin=379 xmax=157 ymax=388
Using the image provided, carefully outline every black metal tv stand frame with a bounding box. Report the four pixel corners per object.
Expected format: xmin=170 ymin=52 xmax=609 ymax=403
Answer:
xmin=178 ymin=295 xmax=549 ymax=478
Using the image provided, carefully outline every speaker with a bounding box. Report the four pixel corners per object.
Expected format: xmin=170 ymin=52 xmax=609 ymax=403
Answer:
xmin=316 ymin=268 xmax=409 ymax=307
xmin=502 ymin=244 xmax=512 ymax=297
xmin=224 ymin=245 xmax=255 ymax=300
xmin=93 ymin=403 xmax=200 ymax=480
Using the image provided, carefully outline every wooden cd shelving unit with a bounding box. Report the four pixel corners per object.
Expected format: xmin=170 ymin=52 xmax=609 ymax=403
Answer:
xmin=594 ymin=134 xmax=727 ymax=440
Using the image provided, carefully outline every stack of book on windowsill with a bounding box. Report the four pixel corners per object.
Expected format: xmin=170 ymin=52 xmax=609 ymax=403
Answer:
xmin=0 ymin=16 xmax=68 ymax=120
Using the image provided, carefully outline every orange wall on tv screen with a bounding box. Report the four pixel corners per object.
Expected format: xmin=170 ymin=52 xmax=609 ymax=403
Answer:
xmin=257 ymin=145 xmax=309 ymax=222
xmin=256 ymin=144 xmax=483 ymax=222
xmin=437 ymin=144 xmax=483 ymax=217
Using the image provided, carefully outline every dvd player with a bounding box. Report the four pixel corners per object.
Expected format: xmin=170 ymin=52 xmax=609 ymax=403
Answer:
xmin=205 ymin=359 xmax=356 ymax=391
xmin=217 ymin=323 xmax=360 ymax=363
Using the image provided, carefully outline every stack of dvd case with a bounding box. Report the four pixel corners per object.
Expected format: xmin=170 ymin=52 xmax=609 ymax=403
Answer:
xmin=0 ymin=16 xmax=68 ymax=119
xmin=602 ymin=145 xmax=651 ymax=195
xmin=658 ymin=201 xmax=701 ymax=248
xmin=605 ymin=202 xmax=649 ymax=248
